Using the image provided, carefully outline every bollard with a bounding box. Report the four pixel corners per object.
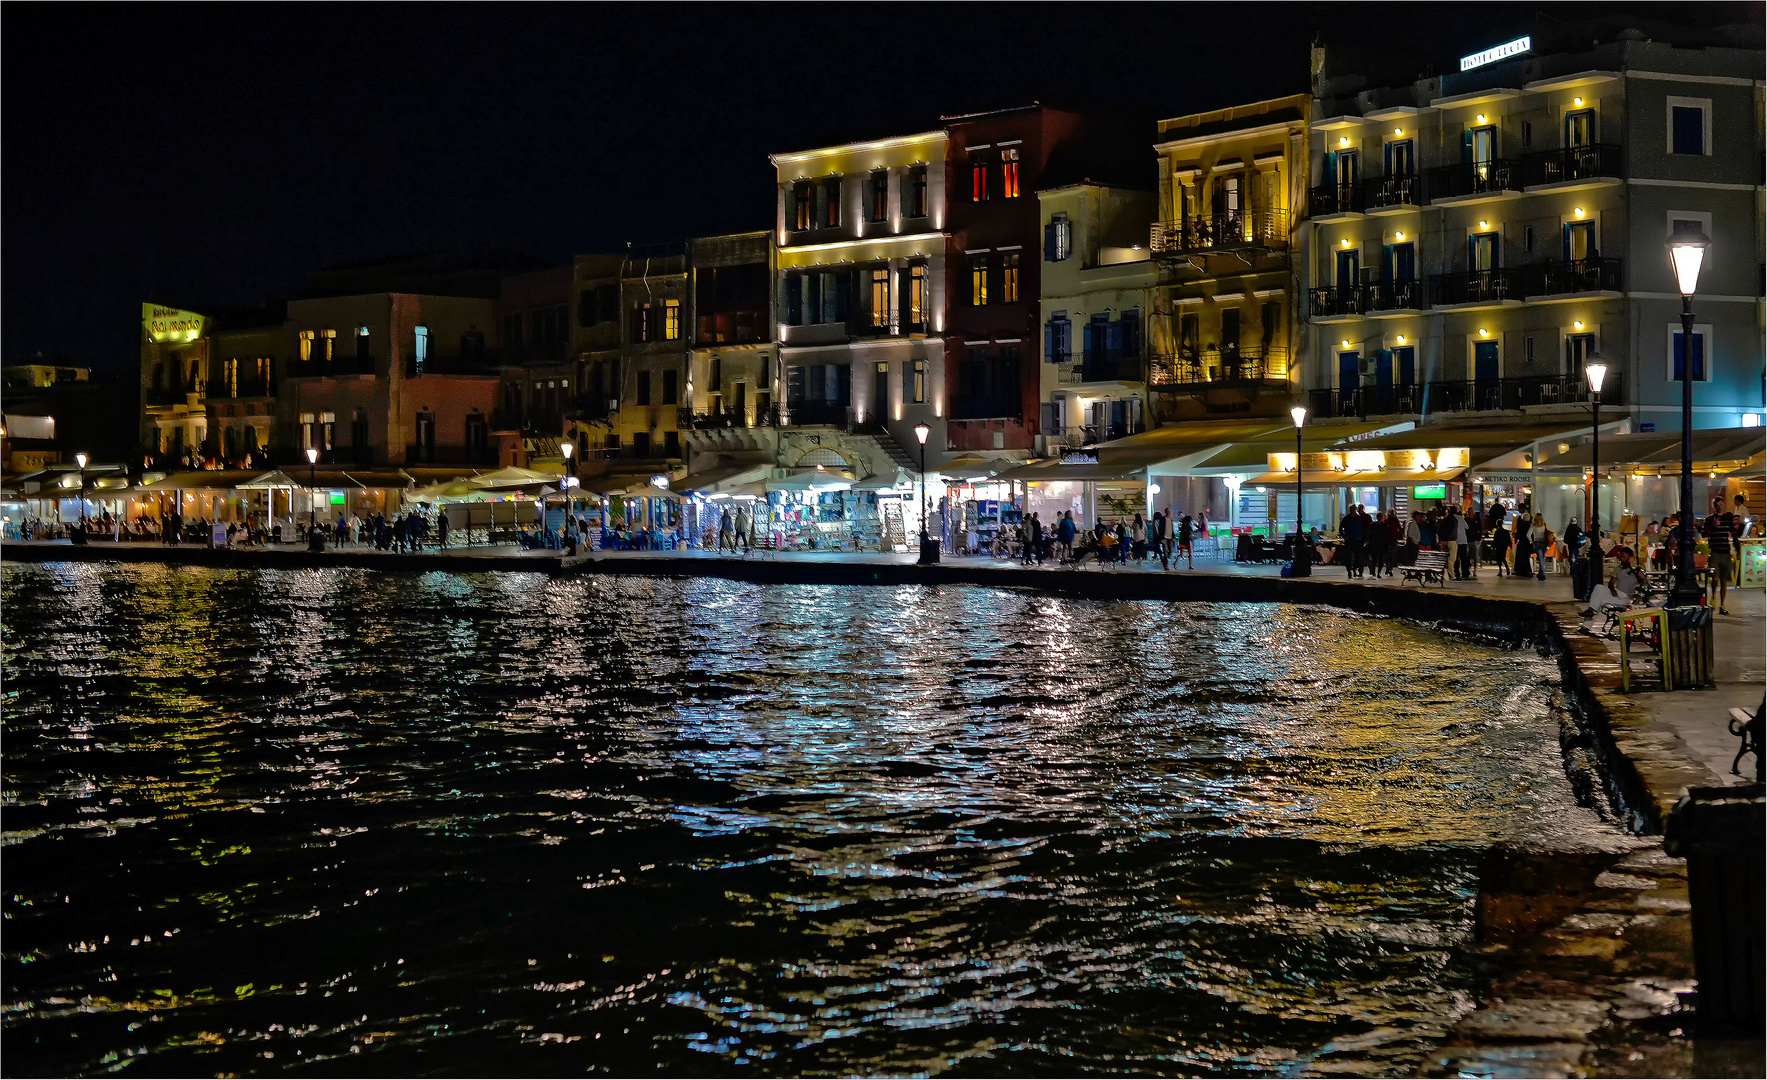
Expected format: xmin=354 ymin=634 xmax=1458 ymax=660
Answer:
xmin=1663 ymin=783 xmax=1765 ymax=1033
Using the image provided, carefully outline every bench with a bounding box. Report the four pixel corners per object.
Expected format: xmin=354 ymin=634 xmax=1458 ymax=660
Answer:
xmin=1399 ymin=549 xmax=1449 ymax=587
xmin=1728 ymin=702 xmax=1762 ymax=779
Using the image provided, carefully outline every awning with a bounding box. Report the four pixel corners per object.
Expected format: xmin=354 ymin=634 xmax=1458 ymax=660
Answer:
xmin=676 ymin=463 xmax=771 ymax=495
xmin=140 ymin=470 xmax=265 ymax=492
xmin=768 ymin=468 xmax=855 ymax=492
xmin=1540 ymin=427 xmax=1765 ymax=471
xmin=1247 ymin=467 xmax=1467 ymax=486
xmin=993 ymin=460 xmax=1150 ymax=483
xmin=468 ymin=465 xmax=561 ymax=487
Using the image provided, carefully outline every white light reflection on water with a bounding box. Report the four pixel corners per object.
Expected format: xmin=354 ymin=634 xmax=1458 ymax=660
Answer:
xmin=2 ymin=563 xmax=1639 ymax=1077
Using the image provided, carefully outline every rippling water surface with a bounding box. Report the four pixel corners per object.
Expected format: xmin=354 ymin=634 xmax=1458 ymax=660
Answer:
xmin=3 ymin=563 xmax=1631 ymax=1076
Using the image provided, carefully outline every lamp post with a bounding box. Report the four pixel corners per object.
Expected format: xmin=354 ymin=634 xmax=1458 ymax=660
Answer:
xmin=560 ymin=440 xmax=575 ymax=548
xmin=1667 ymin=222 xmax=1709 ymax=607
xmin=1584 ymin=360 xmax=1608 ymax=599
xmin=75 ymin=452 xmax=89 ymax=544
xmin=305 ymin=446 xmax=323 ymax=552
xmin=913 ymin=422 xmax=935 ymax=564
xmin=1290 ymin=405 xmax=1310 ymax=577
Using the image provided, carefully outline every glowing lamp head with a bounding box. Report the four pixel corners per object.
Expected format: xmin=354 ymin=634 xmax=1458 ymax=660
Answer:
xmin=1573 ymin=207 xmax=1585 ymax=219
xmin=1585 ymin=360 xmax=1608 ymax=393
xmin=1290 ymin=405 xmax=1307 ymax=429
xmin=1475 ymin=113 xmax=1487 ymax=124
xmin=1339 ymin=238 xmax=1351 ymax=248
xmin=1479 ymin=328 xmax=1490 ymax=338
xmin=306 ymin=447 xmax=319 ymax=464
xmin=1393 ymin=231 xmax=1405 ymax=241
xmin=1393 ymin=127 xmax=1403 ymax=136
xmin=913 ymin=423 xmax=930 ymax=445
xmin=1395 ymin=335 xmax=1406 ymax=345
xmin=561 ymin=441 xmax=573 ymax=460
xmin=75 ymin=452 xmax=88 ymax=469
xmin=1478 ymin=220 xmax=1489 ymax=231
xmin=1341 ymin=339 xmax=1351 ymax=349
xmin=1667 ymin=221 xmax=1710 ymax=297
xmin=1573 ymin=96 xmax=1584 ymax=106
xmin=1338 ymin=136 xmax=1350 ymax=148
xmin=1573 ymin=320 xmax=1585 ymax=331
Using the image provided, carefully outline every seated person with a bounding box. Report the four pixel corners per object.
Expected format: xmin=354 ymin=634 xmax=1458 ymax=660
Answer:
xmin=1584 ymin=546 xmax=1643 ymax=614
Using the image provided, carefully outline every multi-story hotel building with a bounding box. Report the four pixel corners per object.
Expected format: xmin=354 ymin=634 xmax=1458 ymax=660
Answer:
xmin=1147 ymin=94 xmax=1311 ymax=425
xmin=680 ymin=231 xmax=779 ymax=468
xmin=564 ymin=249 xmax=691 ymax=472
xmin=769 ymin=129 xmax=950 ymax=476
xmin=1301 ymin=25 xmax=1765 ymax=432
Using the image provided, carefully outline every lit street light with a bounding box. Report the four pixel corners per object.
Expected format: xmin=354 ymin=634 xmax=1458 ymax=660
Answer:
xmin=560 ymin=439 xmax=575 ymax=551
xmin=1290 ymin=405 xmax=1310 ymax=577
xmin=1666 ymin=222 xmax=1709 ymax=607
xmin=1585 ymin=359 xmax=1608 ymax=599
xmin=75 ymin=452 xmax=89 ymax=545
xmin=306 ymin=446 xmax=324 ymax=552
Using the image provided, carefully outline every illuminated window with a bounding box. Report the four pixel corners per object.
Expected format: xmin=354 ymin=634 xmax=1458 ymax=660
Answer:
xmin=356 ymin=325 xmax=371 ymax=363
xmin=911 ymin=359 xmax=927 ymax=403
xmin=869 ymin=268 xmax=890 ymax=328
xmin=792 ymin=182 xmax=811 ymax=230
xmin=1000 ymin=147 xmax=1020 ymax=198
xmin=971 ymin=255 xmax=989 ymax=306
xmin=223 ymin=358 xmax=238 ymax=397
xmin=905 ymin=166 xmax=928 ymax=218
xmin=413 ymin=326 xmax=429 ymax=371
xmin=1001 ymin=252 xmax=1020 ymax=303
xmin=663 ymin=299 xmax=681 ymax=341
xmin=631 ymin=302 xmax=652 ymax=343
xmin=1044 ymin=214 xmax=1071 ymax=261
xmin=822 ymin=177 xmax=842 ymax=227
xmin=970 ymin=153 xmax=988 ymax=202
xmin=870 ymin=170 xmax=889 ymax=223
xmin=909 ymin=264 xmax=927 ymax=329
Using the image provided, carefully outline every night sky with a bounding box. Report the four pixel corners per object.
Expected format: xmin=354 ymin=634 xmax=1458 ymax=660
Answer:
xmin=4 ymin=3 xmax=1758 ymax=372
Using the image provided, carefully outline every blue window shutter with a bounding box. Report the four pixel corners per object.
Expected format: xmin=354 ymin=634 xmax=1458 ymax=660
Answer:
xmin=1044 ymin=321 xmax=1056 ymax=363
xmin=1044 ymin=222 xmax=1058 ymax=262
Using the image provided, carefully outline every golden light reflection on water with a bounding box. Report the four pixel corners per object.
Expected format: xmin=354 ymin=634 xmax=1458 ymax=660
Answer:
xmin=2 ymin=563 xmax=1639 ymax=1077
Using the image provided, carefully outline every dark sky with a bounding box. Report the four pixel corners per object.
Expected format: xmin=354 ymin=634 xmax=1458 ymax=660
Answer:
xmin=4 ymin=3 xmax=1759 ymax=372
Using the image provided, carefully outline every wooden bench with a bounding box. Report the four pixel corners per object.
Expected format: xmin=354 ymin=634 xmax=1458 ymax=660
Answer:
xmin=1399 ymin=549 xmax=1449 ymax=587
xmin=1730 ymin=702 xmax=1763 ymax=779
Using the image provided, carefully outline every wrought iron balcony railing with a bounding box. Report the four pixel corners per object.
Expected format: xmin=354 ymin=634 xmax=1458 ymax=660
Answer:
xmin=1309 ymin=182 xmax=1363 ymax=216
xmin=1150 ymin=208 xmax=1290 ymax=256
xmin=1150 ymin=345 xmax=1289 ymax=387
xmin=1307 ymin=372 xmax=1626 ymax=419
xmin=1521 ymin=144 xmax=1623 ymax=187
xmin=1425 ymin=159 xmax=1522 ymax=200
xmin=1522 ymin=257 xmax=1623 ymax=298
xmin=1363 ymin=173 xmax=1422 ymax=211
xmin=1429 ymin=268 xmax=1524 ymax=306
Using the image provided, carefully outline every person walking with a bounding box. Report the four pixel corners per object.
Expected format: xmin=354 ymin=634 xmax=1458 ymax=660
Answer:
xmin=1340 ymin=504 xmax=1366 ymax=578
xmin=1489 ymin=514 xmax=1511 ymax=576
xmin=1439 ymin=507 xmax=1461 ymax=580
xmin=1024 ymin=512 xmax=1042 ymax=565
xmin=1176 ymin=512 xmax=1194 ymax=570
xmin=1057 ymin=511 xmax=1077 ymax=563
xmin=1130 ymin=513 xmax=1146 ymax=562
xmin=1528 ymin=513 xmax=1549 ymax=580
xmin=717 ymin=507 xmax=734 ymax=553
xmin=1705 ymin=494 xmax=1740 ymax=614
xmin=1115 ymin=519 xmax=1130 ymax=564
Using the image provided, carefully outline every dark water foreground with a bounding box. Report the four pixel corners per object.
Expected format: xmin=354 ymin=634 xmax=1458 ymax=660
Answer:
xmin=2 ymin=563 xmax=1636 ymax=1077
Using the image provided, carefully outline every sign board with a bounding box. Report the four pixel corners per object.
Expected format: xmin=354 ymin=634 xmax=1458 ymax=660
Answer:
xmin=1412 ymin=483 xmax=1448 ymax=500
xmin=211 ymin=523 xmax=228 ymax=548
xmin=1472 ymin=472 xmax=1536 ymax=485
xmin=1639 ymin=422 xmax=1656 ymax=433
xmin=329 ymin=491 xmax=345 ymax=505
xmin=1460 ymin=35 xmax=1531 ymax=72
xmin=143 ymin=303 xmax=207 ymax=344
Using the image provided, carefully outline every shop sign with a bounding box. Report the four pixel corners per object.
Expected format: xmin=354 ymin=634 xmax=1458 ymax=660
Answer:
xmin=1300 ymin=452 xmax=1340 ymax=471
xmin=1059 ymin=452 xmax=1097 ymax=464
xmin=144 ymin=303 xmax=206 ymax=343
xmin=1460 ymin=35 xmax=1531 ymax=72
xmin=1472 ymin=471 xmax=1535 ymax=484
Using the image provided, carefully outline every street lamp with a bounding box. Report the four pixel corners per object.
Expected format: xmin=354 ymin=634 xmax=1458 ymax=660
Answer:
xmin=75 ymin=452 xmax=89 ymax=543
xmin=913 ymin=422 xmax=934 ymax=564
xmin=1667 ymin=222 xmax=1710 ymax=607
xmin=560 ymin=440 xmax=575 ymax=547
xmin=1585 ymin=359 xmax=1608 ymax=599
xmin=1290 ymin=405 xmax=1310 ymax=577
xmin=305 ymin=446 xmax=323 ymax=552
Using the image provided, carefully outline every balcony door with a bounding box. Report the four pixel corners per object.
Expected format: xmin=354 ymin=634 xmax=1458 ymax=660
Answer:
xmin=1565 ymin=109 xmax=1594 ymax=148
xmin=1565 ymin=220 xmax=1594 ymax=263
xmin=1337 ymin=350 xmax=1360 ymax=409
xmin=1384 ymin=139 xmax=1414 ymax=178
xmin=1473 ymin=340 xmax=1500 ymax=388
xmin=873 ymin=362 xmax=889 ymax=422
xmin=1384 ymin=242 xmax=1416 ymax=307
xmin=1219 ymin=307 xmax=1241 ymax=369
xmin=1335 ymin=248 xmax=1360 ymax=307
xmin=1468 ymin=125 xmax=1498 ymax=190
xmin=1334 ymin=150 xmax=1358 ymax=212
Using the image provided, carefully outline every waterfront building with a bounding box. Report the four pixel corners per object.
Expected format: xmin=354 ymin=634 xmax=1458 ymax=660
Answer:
xmin=1147 ymin=94 xmax=1311 ymax=427
xmin=3 ymin=362 xmax=136 ymax=475
xmin=1300 ymin=23 xmax=1766 ymax=435
xmin=680 ymin=230 xmax=779 ymax=469
xmin=140 ymin=301 xmax=286 ymax=468
xmin=769 ymin=129 xmax=950 ymax=481
xmin=1035 ymin=181 xmax=1159 ymax=454
xmin=497 ymin=265 xmax=576 ymax=467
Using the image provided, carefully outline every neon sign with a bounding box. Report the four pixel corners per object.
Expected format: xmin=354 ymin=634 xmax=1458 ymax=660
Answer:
xmin=1460 ymin=36 xmax=1531 ymax=72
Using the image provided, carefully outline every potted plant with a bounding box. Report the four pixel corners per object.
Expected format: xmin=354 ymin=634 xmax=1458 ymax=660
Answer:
xmin=1694 ymin=537 xmax=1710 ymax=569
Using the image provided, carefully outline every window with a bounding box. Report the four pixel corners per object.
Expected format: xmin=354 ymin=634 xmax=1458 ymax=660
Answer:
xmin=1524 ymin=225 xmax=1534 ymax=253
xmin=320 ymin=411 xmax=336 ymax=451
xmin=1001 ymin=252 xmax=1020 ymax=303
xmin=1045 ymin=313 xmax=1072 ymax=364
xmin=356 ymin=325 xmax=371 ymax=362
xmin=466 ymin=412 xmax=488 ymax=460
xmin=631 ymin=302 xmax=652 ymax=343
xmin=663 ymin=369 xmax=679 ymax=405
xmin=869 ymin=268 xmax=889 ymax=328
xmin=1044 ymin=214 xmax=1071 ymax=261
xmin=1179 ymin=312 xmax=1200 ymax=358
xmin=636 ymin=369 xmax=654 ymax=405
xmin=1000 ymin=147 xmax=1020 ymax=198
xmin=870 ymin=170 xmax=889 ymax=222
xmin=597 ymin=284 xmax=619 ymax=322
xmin=1668 ymin=323 xmax=1713 ymax=382
xmin=793 ymin=181 xmax=812 ymax=230
xmin=970 ymin=153 xmax=988 ymax=201
xmin=1120 ymin=309 xmax=1142 ymax=357
xmin=908 ymin=264 xmax=927 ymax=329
xmin=970 ymin=255 xmax=989 ymax=306
xmin=633 ymin=431 xmax=651 ymax=458
xmin=905 ymin=166 xmax=928 ymax=218
xmin=664 ymin=430 xmax=680 ymax=457
xmin=1522 ymin=120 xmax=1533 ymax=147
xmin=461 ymin=330 xmax=484 ymax=364
xmin=414 ymin=411 xmax=435 ymax=462
xmin=1564 ymin=332 xmax=1595 ymax=374
xmin=822 ymin=177 xmax=842 ymax=227
xmin=663 ymin=298 xmax=681 ymax=340
xmin=784 ymin=274 xmax=803 ymax=325
xmin=1667 ymin=97 xmax=1711 ymax=156
xmin=352 ymin=409 xmax=369 ymax=451
xmin=911 ymin=359 xmax=926 ymax=403
xmin=578 ymin=289 xmax=597 ymax=327
xmin=413 ymin=326 xmax=429 ymax=372
xmin=223 ymin=358 xmax=238 ymax=397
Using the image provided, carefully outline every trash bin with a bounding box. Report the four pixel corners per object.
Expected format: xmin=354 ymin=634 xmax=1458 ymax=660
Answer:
xmin=1666 ymin=605 xmax=1715 ymax=689
xmin=1663 ymin=784 xmax=1765 ymax=1033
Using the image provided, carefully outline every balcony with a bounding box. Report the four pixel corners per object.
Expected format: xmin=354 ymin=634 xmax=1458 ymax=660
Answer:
xmin=1307 ymin=372 xmax=1625 ymax=419
xmin=1428 ymin=268 xmax=1524 ymax=308
xmin=1310 ymin=285 xmax=1365 ymax=319
xmin=569 ymin=395 xmax=617 ymax=424
xmin=1150 ymin=345 xmax=1289 ymax=388
xmin=1362 ymin=173 xmax=1422 ymax=213
xmin=1424 ymin=159 xmax=1521 ymax=202
xmin=948 ymin=394 xmax=1022 ymax=422
xmin=1051 ymin=419 xmax=1146 ymax=449
xmin=1079 ymin=351 xmax=1144 ymax=385
xmin=1150 ymin=208 xmax=1290 ymax=258
xmin=677 ymin=404 xmax=780 ymax=430
xmin=1521 ymin=144 xmax=1623 ymax=189
xmin=694 ymin=310 xmax=768 ymax=346
xmin=1522 ymin=257 xmax=1623 ymax=299
xmin=1309 ymin=182 xmax=1363 ymax=218
xmin=403 ymin=357 xmax=497 ymax=377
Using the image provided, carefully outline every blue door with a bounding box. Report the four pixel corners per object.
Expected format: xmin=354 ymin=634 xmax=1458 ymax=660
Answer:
xmin=1338 ymin=350 xmax=1360 ymax=413
xmin=1374 ymin=348 xmax=1394 ymax=412
xmin=1473 ymin=341 xmax=1500 ymax=408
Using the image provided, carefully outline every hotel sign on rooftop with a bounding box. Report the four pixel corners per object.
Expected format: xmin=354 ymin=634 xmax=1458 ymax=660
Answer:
xmin=1460 ymin=35 xmax=1532 ymax=72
